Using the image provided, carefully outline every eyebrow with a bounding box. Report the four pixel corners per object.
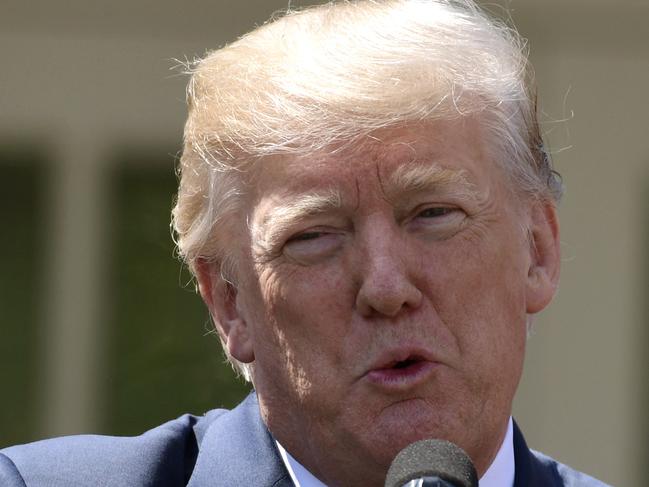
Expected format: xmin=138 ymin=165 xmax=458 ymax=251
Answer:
xmin=251 ymin=189 xmax=343 ymax=257
xmin=386 ymin=162 xmax=477 ymax=201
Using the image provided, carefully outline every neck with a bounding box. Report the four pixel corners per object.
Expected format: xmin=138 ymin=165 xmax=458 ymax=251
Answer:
xmin=259 ymin=391 xmax=511 ymax=486
xmin=261 ymin=401 xmax=387 ymax=486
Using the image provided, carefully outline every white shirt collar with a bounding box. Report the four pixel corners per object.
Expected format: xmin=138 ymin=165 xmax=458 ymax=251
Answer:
xmin=276 ymin=417 xmax=515 ymax=487
xmin=276 ymin=441 xmax=327 ymax=487
xmin=478 ymin=417 xmax=515 ymax=487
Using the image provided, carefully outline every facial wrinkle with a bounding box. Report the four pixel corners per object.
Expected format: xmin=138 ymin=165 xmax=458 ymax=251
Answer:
xmin=251 ymin=189 xmax=343 ymax=261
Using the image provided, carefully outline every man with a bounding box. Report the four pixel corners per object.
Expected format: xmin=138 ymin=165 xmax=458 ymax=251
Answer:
xmin=1 ymin=1 xmax=609 ymax=486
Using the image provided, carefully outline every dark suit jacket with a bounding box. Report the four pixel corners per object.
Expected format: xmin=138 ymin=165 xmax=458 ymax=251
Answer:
xmin=0 ymin=392 xmax=609 ymax=486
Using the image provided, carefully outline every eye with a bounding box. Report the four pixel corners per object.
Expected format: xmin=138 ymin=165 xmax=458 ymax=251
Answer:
xmin=409 ymin=205 xmax=466 ymax=240
xmin=290 ymin=231 xmax=325 ymax=241
xmin=417 ymin=207 xmax=456 ymax=218
xmin=283 ymin=229 xmax=344 ymax=264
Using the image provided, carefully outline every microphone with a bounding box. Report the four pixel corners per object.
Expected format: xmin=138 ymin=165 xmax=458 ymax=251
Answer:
xmin=385 ymin=439 xmax=478 ymax=487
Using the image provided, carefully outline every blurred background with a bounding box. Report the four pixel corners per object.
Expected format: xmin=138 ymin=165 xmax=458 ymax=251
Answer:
xmin=0 ymin=1 xmax=646 ymax=485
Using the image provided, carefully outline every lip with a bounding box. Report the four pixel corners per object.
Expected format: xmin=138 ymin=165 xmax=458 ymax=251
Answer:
xmin=364 ymin=348 xmax=440 ymax=391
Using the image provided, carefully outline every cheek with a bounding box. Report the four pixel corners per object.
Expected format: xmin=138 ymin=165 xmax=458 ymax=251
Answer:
xmin=268 ymin=261 xmax=354 ymax=328
xmin=255 ymin=264 xmax=356 ymax=379
xmin=422 ymin=224 xmax=529 ymax=363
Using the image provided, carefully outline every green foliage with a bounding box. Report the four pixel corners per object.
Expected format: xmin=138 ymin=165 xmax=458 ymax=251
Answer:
xmin=0 ymin=150 xmax=47 ymax=447
xmin=103 ymin=152 xmax=250 ymax=436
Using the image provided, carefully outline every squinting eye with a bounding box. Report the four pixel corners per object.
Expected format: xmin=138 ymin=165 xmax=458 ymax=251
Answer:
xmin=409 ymin=205 xmax=465 ymax=241
xmin=418 ymin=207 xmax=455 ymax=218
xmin=290 ymin=231 xmax=325 ymax=241
xmin=283 ymin=231 xmax=344 ymax=264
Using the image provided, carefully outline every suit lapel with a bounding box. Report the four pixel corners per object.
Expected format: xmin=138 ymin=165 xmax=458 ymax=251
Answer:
xmin=187 ymin=392 xmax=293 ymax=487
xmin=513 ymin=421 xmax=562 ymax=487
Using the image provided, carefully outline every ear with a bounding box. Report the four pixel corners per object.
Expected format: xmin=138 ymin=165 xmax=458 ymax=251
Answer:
xmin=195 ymin=258 xmax=255 ymax=364
xmin=525 ymin=199 xmax=561 ymax=314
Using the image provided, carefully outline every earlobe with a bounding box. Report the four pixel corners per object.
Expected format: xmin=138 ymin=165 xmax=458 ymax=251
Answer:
xmin=525 ymin=200 xmax=561 ymax=314
xmin=195 ymin=258 xmax=255 ymax=364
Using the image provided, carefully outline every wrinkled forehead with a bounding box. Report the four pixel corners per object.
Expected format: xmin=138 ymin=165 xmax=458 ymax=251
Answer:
xmin=243 ymin=117 xmax=505 ymax=202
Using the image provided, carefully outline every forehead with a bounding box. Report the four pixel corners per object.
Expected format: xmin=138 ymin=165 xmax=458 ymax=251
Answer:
xmin=248 ymin=118 xmax=500 ymax=200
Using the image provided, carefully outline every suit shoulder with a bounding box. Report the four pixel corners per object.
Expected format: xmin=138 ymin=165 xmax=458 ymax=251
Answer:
xmin=530 ymin=449 xmax=612 ymax=487
xmin=0 ymin=452 xmax=26 ymax=487
xmin=0 ymin=410 xmax=228 ymax=487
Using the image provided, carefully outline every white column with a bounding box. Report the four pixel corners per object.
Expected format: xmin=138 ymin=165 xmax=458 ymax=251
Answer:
xmin=40 ymin=134 xmax=108 ymax=437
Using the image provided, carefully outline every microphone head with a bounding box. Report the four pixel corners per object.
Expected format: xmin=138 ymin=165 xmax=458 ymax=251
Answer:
xmin=385 ymin=439 xmax=478 ymax=487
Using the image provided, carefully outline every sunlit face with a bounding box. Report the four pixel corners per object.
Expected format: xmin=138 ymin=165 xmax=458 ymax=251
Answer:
xmin=199 ymin=118 xmax=559 ymax=486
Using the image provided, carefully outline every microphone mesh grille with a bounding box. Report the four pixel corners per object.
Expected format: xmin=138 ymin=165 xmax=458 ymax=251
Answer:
xmin=385 ymin=439 xmax=478 ymax=487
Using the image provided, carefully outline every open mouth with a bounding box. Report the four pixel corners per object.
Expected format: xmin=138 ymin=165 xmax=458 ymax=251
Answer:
xmin=365 ymin=353 xmax=437 ymax=389
xmin=380 ymin=354 xmax=427 ymax=371
xmin=391 ymin=358 xmax=420 ymax=370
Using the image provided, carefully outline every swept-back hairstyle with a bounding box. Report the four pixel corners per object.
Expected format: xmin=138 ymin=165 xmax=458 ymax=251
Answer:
xmin=172 ymin=0 xmax=562 ymax=379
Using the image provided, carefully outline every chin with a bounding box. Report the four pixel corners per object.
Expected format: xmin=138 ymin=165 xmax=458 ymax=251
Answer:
xmin=356 ymin=397 xmax=460 ymax=465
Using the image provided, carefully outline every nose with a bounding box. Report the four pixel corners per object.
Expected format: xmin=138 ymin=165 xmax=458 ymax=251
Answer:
xmin=354 ymin=224 xmax=423 ymax=318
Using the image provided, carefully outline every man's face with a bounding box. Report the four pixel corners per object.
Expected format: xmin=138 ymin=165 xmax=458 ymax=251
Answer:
xmin=201 ymin=118 xmax=559 ymax=486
